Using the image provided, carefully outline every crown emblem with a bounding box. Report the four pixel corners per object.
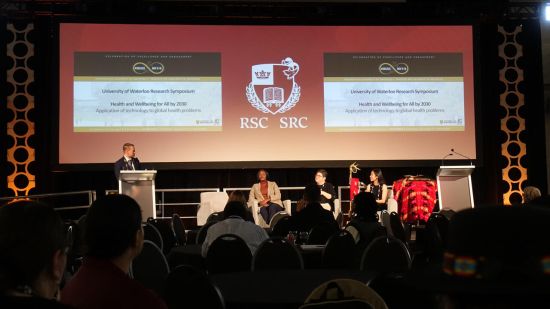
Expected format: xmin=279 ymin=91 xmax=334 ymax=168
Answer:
xmin=246 ymin=57 xmax=301 ymax=115
xmin=254 ymin=70 xmax=271 ymax=79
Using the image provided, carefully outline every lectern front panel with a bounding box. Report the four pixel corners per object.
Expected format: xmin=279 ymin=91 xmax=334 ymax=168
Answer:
xmin=120 ymin=180 xmax=156 ymax=220
xmin=437 ymin=176 xmax=473 ymax=212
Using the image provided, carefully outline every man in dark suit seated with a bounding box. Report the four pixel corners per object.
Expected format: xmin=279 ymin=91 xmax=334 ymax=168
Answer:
xmin=114 ymin=142 xmax=143 ymax=179
xmin=290 ymin=184 xmax=338 ymax=233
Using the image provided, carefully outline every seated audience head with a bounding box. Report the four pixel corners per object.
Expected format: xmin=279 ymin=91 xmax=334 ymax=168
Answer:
xmin=303 ymin=184 xmax=321 ymax=203
xmin=0 ymin=200 xmax=67 ymax=299
xmin=228 ymin=190 xmax=247 ymax=204
xmin=410 ymin=205 xmax=550 ymax=307
xmin=523 ymin=186 xmax=542 ymax=204
xmin=84 ymin=194 xmax=143 ymax=263
xmin=352 ymin=192 xmax=378 ymax=222
xmin=223 ymin=200 xmax=247 ymax=219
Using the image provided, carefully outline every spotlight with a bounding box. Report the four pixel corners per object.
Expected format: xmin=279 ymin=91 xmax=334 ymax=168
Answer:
xmin=546 ymin=3 xmax=550 ymax=21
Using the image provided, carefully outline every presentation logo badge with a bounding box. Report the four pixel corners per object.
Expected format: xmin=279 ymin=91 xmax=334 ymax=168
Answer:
xmin=246 ymin=57 xmax=301 ymax=115
xmin=378 ymin=62 xmax=409 ymax=75
xmin=132 ymin=62 xmax=165 ymax=75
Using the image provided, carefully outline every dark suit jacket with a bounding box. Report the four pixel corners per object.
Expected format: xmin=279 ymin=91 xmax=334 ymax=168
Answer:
xmin=114 ymin=156 xmax=142 ymax=179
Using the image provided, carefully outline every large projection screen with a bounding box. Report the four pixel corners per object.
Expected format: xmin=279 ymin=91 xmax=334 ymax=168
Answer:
xmin=59 ymin=24 xmax=476 ymax=165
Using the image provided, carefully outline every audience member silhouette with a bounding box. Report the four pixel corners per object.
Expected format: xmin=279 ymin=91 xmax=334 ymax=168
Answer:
xmin=61 ymin=194 xmax=167 ymax=309
xmin=406 ymin=206 xmax=550 ymax=308
xmin=290 ymin=184 xmax=338 ymax=233
xmin=523 ymin=185 xmax=542 ymax=204
xmin=202 ymin=200 xmax=269 ymax=257
xmin=228 ymin=190 xmax=254 ymax=222
xmin=528 ymin=194 xmax=550 ymax=208
xmin=0 ymin=200 xmax=70 ymax=309
xmin=346 ymin=192 xmax=385 ymax=252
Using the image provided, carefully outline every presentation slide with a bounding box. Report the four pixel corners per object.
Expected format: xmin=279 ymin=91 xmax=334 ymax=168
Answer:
xmin=59 ymin=24 xmax=476 ymax=164
xmin=324 ymin=53 xmax=465 ymax=132
xmin=73 ymin=52 xmax=221 ymax=132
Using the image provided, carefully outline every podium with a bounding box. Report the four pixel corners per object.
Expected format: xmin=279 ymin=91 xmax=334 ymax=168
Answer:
xmin=436 ymin=166 xmax=475 ymax=212
xmin=119 ymin=170 xmax=157 ymax=220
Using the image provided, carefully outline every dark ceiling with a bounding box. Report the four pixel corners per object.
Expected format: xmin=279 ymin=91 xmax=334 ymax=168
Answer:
xmin=0 ymin=0 xmax=543 ymax=23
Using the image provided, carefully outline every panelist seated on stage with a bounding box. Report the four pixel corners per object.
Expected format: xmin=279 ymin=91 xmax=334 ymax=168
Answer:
xmin=114 ymin=142 xmax=143 ymax=179
xmin=315 ymin=169 xmax=336 ymax=213
xmin=290 ymin=184 xmax=338 ymax=233
xmin=248 ymin=169 xmax=284 ymax=224
xmin=365 ymin=168 xmax=388 ymax=211
xmin=202 ymin=201 xmax=269 ymax=258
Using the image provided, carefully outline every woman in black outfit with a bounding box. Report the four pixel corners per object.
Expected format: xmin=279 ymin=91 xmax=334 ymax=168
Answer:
xmin=365 ymin=168 xmax=388 ymax=211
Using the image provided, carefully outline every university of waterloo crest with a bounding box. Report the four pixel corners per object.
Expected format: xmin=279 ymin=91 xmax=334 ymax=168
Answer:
xmin=246 ymin=57 xmax=301 ymax=115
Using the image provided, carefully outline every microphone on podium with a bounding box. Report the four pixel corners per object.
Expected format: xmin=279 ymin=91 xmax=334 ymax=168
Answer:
xmin=450 ymin=148 xmax=473 ymax=166
xmin=441 ymin=152 xmax=453 ymax=166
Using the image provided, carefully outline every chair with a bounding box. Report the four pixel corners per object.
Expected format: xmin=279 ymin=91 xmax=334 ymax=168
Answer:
xmin=250 ymin=199 xmax=292 ymax=228
xmin=379 ymin=211 xmax=392 ymax=237
xmin=300 ymin=279 xmax=388 ymax=309
xmin=307 ymin=222 xmax=340 ymax=245
xmin=65 ymin=222 xmax=84 ymax=275
xmin=196 ymin=220 xmax=218 ymax=245
xmin=252 ymin=237 xmax=304 ymax=271
xmin=164 ymin=265 xmax=225 ymax=309
xmin=321 ymin=230 xmax=358 ymax=269
xmin=428 ymin=212 xmax=449 ymax=244
xmin=360 ymin=236 xmax=412 ymax=275
xmin=389 ymin=212 xmax=407 ymax=244
xmin=171 ymin=213 xmax=187 ymax=246
xmin=386 ymin=190 xmax=398 ymax=214
xmin=205 ymin=234 xmax=252 ymax=274
xmin=269 ymin=211 xmax=289 ymax=229
xmin=129 ymin=240 xmax=170 ymax=295
xmin=143 ymin=221 xmax=164 ymax=252
xmin=333 ymin=198 xmax=341 ymax=221
xmin=197 ymin=192 xmax=228 ymax=226
xmin=148 ymin=217 xmax=177 ymax=254
xmin=422 ymin=212 xmax=450 ymax=262
xmin=271 ymin=215 xmax=293 ymax=237
xmin=206 ymin=211 xmax=224 ymax=224
xmin=321 ymin=199 xmax=342 ymax=221
xmin=438 ymin=208 xmax=457 ymax=221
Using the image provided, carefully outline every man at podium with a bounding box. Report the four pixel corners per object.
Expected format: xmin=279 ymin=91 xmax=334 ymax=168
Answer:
xmin=114 ymin=143 xmax=143 ymax=179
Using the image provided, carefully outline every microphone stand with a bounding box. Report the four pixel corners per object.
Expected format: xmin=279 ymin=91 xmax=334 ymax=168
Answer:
xmin=441 ymin=153 xmax=453 ymax=166
xmin=451 ymin=149 xmax=473 ymax=166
